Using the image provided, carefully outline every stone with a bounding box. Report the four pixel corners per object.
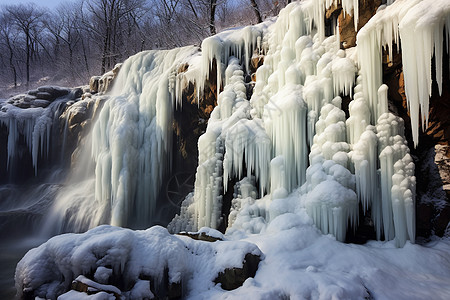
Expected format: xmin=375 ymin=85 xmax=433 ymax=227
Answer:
xmin=70 ymin=87 xmax=84 ymax=100
xmin=214 ymin=253 xmax=261 ymax=290
xmin=176 ymin=231 xmax=222 ymax=242
xmin=326 ymin=0 xmax=383 ymax=49
xmin=35 ymin=91 xmax=53 ymax=100
xmin=31 ymin=99 xmax=51 ymax=108
xmin=89 ymin=76 xmax=101 ymax=93
xmin=37 ymin=86 xmax=70 ymax=99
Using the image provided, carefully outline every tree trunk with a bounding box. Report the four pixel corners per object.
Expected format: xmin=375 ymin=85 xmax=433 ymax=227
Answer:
xmin=250 ymin=0 xmax=262 ymax=23
xmin=209 ymin=0 xmax=217 ymax=35
xmin=26 ymin=29 xmax=30 ymax=85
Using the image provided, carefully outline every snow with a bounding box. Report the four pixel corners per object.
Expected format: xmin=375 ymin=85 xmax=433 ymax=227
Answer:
xmin=15 ymin=225 xmax=262 ymax=299
xmin=15 ymin=219 xmax=450 ymax=299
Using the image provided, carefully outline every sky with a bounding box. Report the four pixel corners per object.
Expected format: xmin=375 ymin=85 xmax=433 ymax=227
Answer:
xmin=0 ymin=0 xmax=63 ymax=9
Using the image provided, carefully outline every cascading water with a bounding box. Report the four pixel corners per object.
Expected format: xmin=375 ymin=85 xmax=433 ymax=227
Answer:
xmin=43 ymin=47 xmax=202 ymax=234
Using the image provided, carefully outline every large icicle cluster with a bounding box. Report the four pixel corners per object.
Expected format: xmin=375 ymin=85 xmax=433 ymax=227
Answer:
xmin=357 ymin=0 xmax=450 ymax=146
xmin=0 ymin=96 xmax=68 ymax=175
xmin=90 ymin=47 xmax=200 ymax=228
xmin=172 ymin=1 xmax=416 ymax=246
xmin=199 ymin=23 xmax=271 ymax=97
xmin=169 ymin=58 xmax=272 ymax=232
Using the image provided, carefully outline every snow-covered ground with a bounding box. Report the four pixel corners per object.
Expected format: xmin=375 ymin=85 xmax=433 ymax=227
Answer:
xmin=15 ymin=215 xmax=450 ymax=299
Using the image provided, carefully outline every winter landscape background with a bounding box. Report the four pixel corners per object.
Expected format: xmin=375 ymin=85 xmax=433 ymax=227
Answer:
xmin=1 ymin=0 xmax=450 ymax=299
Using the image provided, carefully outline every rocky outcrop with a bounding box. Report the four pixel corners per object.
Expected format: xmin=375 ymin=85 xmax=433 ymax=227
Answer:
xmin=326 ymin=0 xmax=383 ymax=49
xmin=71 ymin=275 xmax=122 ymax=299
xmin=214 ymin=253 xmax=261 ymax=291
xmin=5 ymin=86 xmax=71 ymax=109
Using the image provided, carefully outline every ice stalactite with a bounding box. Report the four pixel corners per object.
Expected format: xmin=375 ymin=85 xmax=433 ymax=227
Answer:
xmin=377 ymin=113 xmax=416 ymax=247
xmin=170 ymin=58 xmax=271 ymax=232
xmin=0 ymin=99 xmax=68 ymax=175
xmin=399 ymin=0 xmax=450 ymax=146
xmin=358 ymin=0 xmax=450 ymax=146
xmin=264 ymin=85 xmax=308 ymax=192
xmin=90 ymin=47 xmax=200 ymax=228
xmin=199 ymin=24 xmax=269 ymax=98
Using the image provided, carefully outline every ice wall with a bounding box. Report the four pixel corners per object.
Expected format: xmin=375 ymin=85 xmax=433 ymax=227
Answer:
xmin=171 ymin=1 xmax=416 ymax=246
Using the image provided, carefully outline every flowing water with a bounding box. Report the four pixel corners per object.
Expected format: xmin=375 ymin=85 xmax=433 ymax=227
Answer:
xmin=0 ymin=174 xmax=65 ymax=298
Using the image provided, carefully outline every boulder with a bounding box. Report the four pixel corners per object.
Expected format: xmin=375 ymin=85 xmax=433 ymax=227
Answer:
xmin=37 ymin=86 xmax=70 ymax=99
xmin=35 ymin=91 xmax=53 ymax=100
xmin=89 ymin=76 xmax=101 ymax=93
xmin=214 ymin=253 xmax=261 ymax=290
xmin=31 ymin=99 xmax=51 ymax=108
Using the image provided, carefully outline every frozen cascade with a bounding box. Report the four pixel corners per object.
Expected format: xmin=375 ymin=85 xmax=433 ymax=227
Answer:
xmin=170 ymin=58 xmax=271 ymax=232
xmin=172 ymin=1 xmax=416 ymax=245
xmin=45 ymin=47 xmax=201 ymax=233
xmin=91 ymin=47 xmax=200 ymax=228
xmin=0 ymin=98 xmax=68 ymax=175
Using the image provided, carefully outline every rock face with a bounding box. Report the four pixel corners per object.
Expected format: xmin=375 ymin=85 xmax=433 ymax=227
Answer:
xmin=326 ymin=0 xmax=383 ymax=49
xmin=382 ymin=46 xmax=450 ymax=238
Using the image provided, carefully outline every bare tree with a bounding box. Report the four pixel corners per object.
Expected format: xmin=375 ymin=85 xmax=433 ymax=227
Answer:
xmin=5 ymin=4 xmax=45 ymax=85
xmin=82 ymin=0 xmax=147 ymax=74
xmin=209 ymin=0 xmax=217 ymax=35
xmin=249 ymin=0 xmax=262 ymax=23
xmin=0 ymin=10 xmax=20 ymax=87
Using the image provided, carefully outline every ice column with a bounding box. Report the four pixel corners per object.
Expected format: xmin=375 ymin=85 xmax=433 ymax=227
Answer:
xmin=91 ymin=47 xmax=198 ymax=228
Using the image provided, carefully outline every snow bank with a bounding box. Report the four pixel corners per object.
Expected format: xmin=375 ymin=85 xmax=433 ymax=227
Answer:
xmin=16 ymin=216 xmax=450 ymax=299
xmin=15 ymin=225 xmax=262 ymax=299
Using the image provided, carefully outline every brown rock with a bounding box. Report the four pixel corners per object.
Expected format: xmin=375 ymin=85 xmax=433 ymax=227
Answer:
xmin=214 ymin=253 xmax=260 ymax=290
xmin=177 ymin=231 xmax=222 ymax=242
xmin=90 ymin=76 xmax=101 ymax=94
xmin=327 ymin=0 xmax=383 ymax=49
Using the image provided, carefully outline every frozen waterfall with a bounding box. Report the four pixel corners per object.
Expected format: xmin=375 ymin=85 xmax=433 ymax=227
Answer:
xmin=170 ymin=1 xmax=419 ymax=246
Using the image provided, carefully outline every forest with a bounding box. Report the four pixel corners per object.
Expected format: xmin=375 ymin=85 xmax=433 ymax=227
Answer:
xmin=0 ymin=0 xmax=281 ymax=97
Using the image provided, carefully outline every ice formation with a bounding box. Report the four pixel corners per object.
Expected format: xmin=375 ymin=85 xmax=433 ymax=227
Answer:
xmin=357 ymin=0 xmax=450 ymax=146
xmin=0 ymin=95 xmax=68 ymax=175
xmin=90 ymin=47 xmax=201 ymax=227
xmin=169 ymin=1 xmax=420 ymax=246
